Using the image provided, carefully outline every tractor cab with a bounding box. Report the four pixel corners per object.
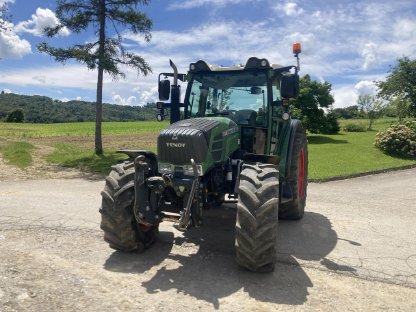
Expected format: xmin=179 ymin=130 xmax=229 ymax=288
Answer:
xmin=157 ymin=52 xmax=300 ymax=168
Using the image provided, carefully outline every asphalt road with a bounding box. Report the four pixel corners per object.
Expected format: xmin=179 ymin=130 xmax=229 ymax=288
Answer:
xmin=0 ymin=169 xmax=416 ymax=311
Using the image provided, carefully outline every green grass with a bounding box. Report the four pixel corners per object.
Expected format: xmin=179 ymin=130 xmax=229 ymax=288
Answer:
xmin=308 ymin=118 xmax=416 ymax=180
xmin=0 ymin=121 xmax=169 ymax=138
xmin=46 ymin=143 xmax=127 ymax=175
xmin=0 ymin=141 xmax=35 ymax=169
xmin=1 ymin=118 xmax=415 ymax=179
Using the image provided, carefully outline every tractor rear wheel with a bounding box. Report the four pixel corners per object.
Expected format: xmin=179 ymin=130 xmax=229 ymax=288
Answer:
xmin=100 ymin=160 xmax=157 ymax=252
xmin=235 ymin=164 xmax=279 ymax=272
xmin=279 ymin=124 xmax=308 ymax=220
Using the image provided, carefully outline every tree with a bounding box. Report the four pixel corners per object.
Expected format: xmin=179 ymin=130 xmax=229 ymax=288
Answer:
xmin=6 ymin=109 xmax=25 ymax=123
xmin=357 ymin=94 xmax=385 ymax=130
xmin=320 ymin=112 xmax=340 ymax=134
xmin=333 ymin=105 xmax=363 ymax=119
xmin=290 ymin=74 xmax=337 ymax=134
xmin=376 ymin=57 xmax=416 ymax=117
xmin=389 ymin=94 xmax=410 ymax=121
xmin=0 ymin=1 xmax=11 ymax=33
xmin=38 ymin=0 xmax=152 ymax=154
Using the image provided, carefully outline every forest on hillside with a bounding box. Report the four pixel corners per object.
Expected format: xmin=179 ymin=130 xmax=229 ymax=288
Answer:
xmin=0 ymin=93 xmax=159 ymax=123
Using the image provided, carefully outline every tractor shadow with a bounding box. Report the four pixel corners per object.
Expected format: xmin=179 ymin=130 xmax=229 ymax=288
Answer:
xmin=103 ymin=231 xmax=175 ymax=274
xmin=277 ymin=212 xmax=358 ymax=273
xmin=307 ymin=135 xmax=349 ymax=144
xmin=104 ymin=209 xmax=350 ymax=309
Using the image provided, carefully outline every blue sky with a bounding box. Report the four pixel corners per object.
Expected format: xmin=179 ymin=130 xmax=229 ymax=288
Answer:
xmin=1 ymin=0 xmax=416 ymax=107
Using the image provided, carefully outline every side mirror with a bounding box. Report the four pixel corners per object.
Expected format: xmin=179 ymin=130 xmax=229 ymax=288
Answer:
xmin=281 ymin=74 xmax=299 ymax=98
xmin=158 ymin=79 xmax=171 ymax=101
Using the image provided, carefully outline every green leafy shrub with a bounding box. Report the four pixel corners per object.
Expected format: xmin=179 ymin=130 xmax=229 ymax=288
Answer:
xmin=320 ymin=113 xmax=340 ymax=134
xmin=374 ymin=121 xmax=416 ymax=158
xmin=343 ymin=123 xmax=367 ymax=132
xmin=6 ymin=108 xmax=25 ymax=123
xmin=403 ymin=120 xmax=416 ymax=131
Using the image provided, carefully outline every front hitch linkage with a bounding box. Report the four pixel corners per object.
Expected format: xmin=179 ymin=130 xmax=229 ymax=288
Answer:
xmin=176 ymin=158 xmax=199 ymax=231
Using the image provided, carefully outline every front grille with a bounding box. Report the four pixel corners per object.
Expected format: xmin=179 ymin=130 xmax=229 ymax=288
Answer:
xmin=157 ymin=118 xmax=219 ymax=164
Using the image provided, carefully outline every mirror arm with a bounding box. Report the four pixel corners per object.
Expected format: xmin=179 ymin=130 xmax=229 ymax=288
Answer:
xmin=170 ymin=59 xmax=178 ymax=86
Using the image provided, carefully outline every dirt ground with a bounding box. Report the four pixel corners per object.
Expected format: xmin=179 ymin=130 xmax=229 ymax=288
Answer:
xmin=0 ymin=151 xmax=416 ymax=311
xmin=0 ymin=138 xmax=100 ymax=181
xmin=0 ymin=132 xmax=160 ymax=181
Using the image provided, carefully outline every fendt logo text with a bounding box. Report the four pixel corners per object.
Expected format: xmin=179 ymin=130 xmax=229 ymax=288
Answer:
xmin=166 ymin=142 xmax=186 ymax=148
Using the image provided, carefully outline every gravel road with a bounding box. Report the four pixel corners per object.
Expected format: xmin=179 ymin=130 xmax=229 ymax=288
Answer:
xmin=1 ymin=169 xmax=416 ymax=311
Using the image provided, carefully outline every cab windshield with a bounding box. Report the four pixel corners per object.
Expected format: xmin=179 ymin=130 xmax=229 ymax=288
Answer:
xmin=185 ymin=71 xmax=269 ymax=125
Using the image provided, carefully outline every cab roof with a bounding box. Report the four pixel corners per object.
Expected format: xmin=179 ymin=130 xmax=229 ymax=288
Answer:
xmin=189 ymin=57 xmax=284 ymax=73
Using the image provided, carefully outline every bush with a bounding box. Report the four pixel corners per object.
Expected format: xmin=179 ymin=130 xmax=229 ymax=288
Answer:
xmin=374 ymin=121 xmax=416 ymax=158
xmin=6 ymin=108 xmax=25 ymax=123
xmin=343 ymin=123 xmax=367 ymax=132
xmin=320 ymin=113 xmax=340 ymax=134
xmin=404 ymin=120 xmax=416 ymax=131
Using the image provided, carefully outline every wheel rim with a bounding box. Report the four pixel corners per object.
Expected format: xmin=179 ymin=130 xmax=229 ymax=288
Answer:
xmin=298 ymin=148 xmax=305 ymax=199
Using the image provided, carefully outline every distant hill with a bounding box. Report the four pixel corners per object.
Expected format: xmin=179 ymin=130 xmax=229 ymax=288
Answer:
xmin=0 ymin=93 xmax=160 ymax=123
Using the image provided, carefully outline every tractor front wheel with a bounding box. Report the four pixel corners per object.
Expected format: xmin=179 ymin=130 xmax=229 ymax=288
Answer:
xmin=100 ymin=160 xmax=157 ymax=252
xmin=235 ymin=164 xmax=279 ymax=272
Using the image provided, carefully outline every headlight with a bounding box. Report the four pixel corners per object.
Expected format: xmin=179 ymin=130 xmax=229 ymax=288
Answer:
xmin=282 ymin=112 xmax=290 ymax=120
xmin=183 ymin=164 xmax=203 ymax=176
xmin=158 ymin=163 xmax=173 ymax=174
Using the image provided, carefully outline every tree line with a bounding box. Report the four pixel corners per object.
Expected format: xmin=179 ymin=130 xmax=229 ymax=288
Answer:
xmin=0 ymin=93 xmax=159 ymax=123
xmin=291 ymin=56 xmax=416 ymax=133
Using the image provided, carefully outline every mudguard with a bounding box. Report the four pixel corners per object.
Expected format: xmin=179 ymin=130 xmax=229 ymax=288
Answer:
xmin=278 ymin=119 xmax=303 ymax=203
xmin=117 ymin=150 xmax=158 ymax=174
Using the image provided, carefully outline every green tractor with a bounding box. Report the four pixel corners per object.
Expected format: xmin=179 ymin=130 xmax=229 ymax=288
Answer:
xmin=100 ymin=43 xmax=308 ymax=272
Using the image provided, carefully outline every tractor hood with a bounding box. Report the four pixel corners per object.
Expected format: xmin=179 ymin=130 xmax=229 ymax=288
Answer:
xmin=157 ymin=117 xmax=239 ymax=169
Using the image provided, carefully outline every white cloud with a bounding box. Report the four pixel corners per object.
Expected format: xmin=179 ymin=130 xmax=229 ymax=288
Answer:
xmin=76 ymin=96 xmax=82 ymax=101
xmin=2 ymin=0 xmax=416 ymax=108
xmin=361 ymin=42 xmax=377 ymax=70
xmin=125 ymin=21 xmax=286 ymax=65
xmin=112 ymin=93 xmax=138 ymax=106
xmin=0 ymin=21 xmax=31 ymax=59
xmin=278 ymin=2 xmax=304 ymax=16
xmin=137 ymin=86 xmax=158 ymax=106
xmin=354 ymin=80 xmax=377 ymax=96
xmin=15 ymin=8 xmax=70 ymax=37
xmin=1 ymin=88 xmax=11 ymax=93
xmin=333 ymin=86 xmax=358 ymax=108
xmin=60 ymin=97 xmax=69 ymax=102
xmin=0 ymin=64 xmax=97 ymax=89
xmin=169 ymin=0 xmax=253 ymax=10
xmin=32 ymin=75 xmax=46 ymax=84
xmin=393 ymin=18 xmax=416 ymax=40
xmin=0 ymin=60 xmax=160 ymax=106
xmin=0 ymin=0 xmax=14 ymax=7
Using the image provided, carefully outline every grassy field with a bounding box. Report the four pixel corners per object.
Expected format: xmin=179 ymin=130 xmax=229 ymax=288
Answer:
xmin=0 ymin=141 xmax=35 ymax=168
xmin=308 ymin=118 xmax=415 ymax=180
xmin=0 ymin=118 xmax=415 ymax=179
xmin=0 ymin=121 xmax=169 ymax=137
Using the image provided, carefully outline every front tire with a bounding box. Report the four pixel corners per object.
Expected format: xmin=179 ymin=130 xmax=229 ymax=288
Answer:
xmin=279 ymin=124 xmax=308 ymax=220
xmin=100 ymin=160 xmax=157 ymax=252
xmin=235 ymin=164 xmax=279 ymax=272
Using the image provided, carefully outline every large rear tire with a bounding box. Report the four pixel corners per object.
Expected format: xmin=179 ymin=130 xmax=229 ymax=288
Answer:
xmin=235 ymin=164 xmax=279 ymax=272
xmin=100 ymin=160 xmax=157 ymax=252
xmin=279 ymin=124 xmax=308 ymax=220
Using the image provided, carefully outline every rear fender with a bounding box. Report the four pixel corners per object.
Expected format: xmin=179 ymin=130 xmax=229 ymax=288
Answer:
xmin=278 ymin=119 xmax=303 ymax=203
